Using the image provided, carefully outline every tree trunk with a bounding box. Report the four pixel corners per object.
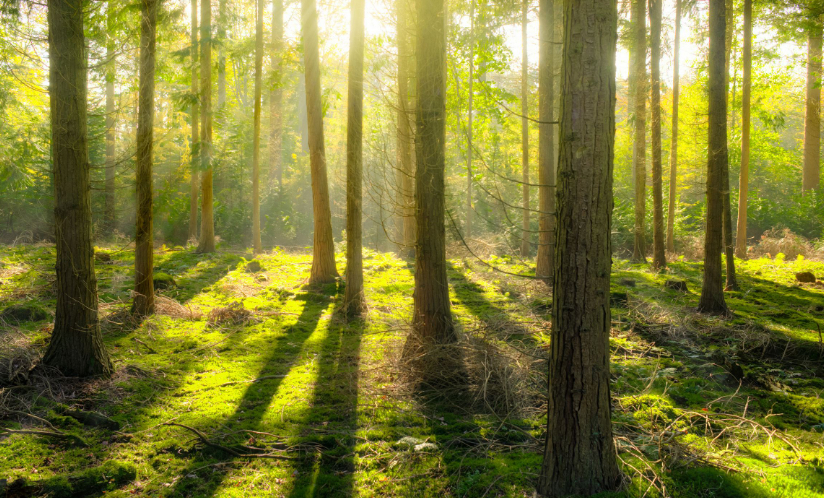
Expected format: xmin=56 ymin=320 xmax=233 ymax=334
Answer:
xmin=520 ymin=0 xmax=530 ymax=258
xmin=650 ymin=0 xmax=665 ymax=270
xmin=631 ymin=0 xmax=647 ymax=263
xmin=536 ymin=0 xmax=555 ymax=282
xmin=132 ymin=0 xmax=157 ymax=317
xmin=197 ymin=0 xmax=215 ymax=253
xmin=411 ymin=0 xmax=455 ymax=344
xmin=44 ymin=0 xmax=113 ymax=377
xmin=269 ymin=0 xmax=284 ymax=193
xmin=666 ymin=0 xmax=680 ymax=253
xmin=343 ymin=0 xmax=366 ymax=316
xmin=104 ymin=0 xmax=116 ymax=235
xmin=396 ymin=0 xmax=415 ymax=259
xmin=722 ymin=0 xmax=737 ymax=290
xmin=735 ymin=0 xmax=751 ymax=258
xmin=698 ymin=0 xmax=728 ymax=315
xmin=188 ymin=0 xmax=199 ymax=243
xmin=536 ymin=0 xmax=622 ymax=490
xmin=218 ymin=0 xmax=226 ymax=109
xmin=251 ymin=0 xmax=263 ymax=254
xmin=465 ymin=0 xmax=475 ymax=241
xmin=803 ymin=23 xmax=822 ymax=192
xmin=302 ymin=0 xmax=339 ymax=283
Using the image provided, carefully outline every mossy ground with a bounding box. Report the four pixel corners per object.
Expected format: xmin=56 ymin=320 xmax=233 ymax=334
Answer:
xmin=1 ymin=244 xmax=823 ymax=497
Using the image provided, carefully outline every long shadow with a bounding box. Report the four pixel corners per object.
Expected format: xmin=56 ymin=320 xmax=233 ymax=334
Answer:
xmin=155 ymin=250 xmax=244 ymax=303
xmin=163 ymin=288 xmax=335 ymax=497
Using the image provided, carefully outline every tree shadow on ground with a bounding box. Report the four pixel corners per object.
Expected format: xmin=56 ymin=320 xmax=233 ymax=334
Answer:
xmin=155 ymin=250 xmax=245 ymax=303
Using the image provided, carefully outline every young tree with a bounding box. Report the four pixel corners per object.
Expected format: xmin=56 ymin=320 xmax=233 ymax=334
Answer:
xmin=666 ymin=0 xmax=681 ymax=253
xmin=343 ymin=0 xmax=366 ymax=316
xmin=104 ymin=0 xmax=116 ymax=234
xmin=396 ymin=0 xmax=415 ymax=258
xmin=465 ymin=0 xmax=475 ymax=240
xmin=536 ymin=0 xmax=622 ymax=489
xmin=803 ymin=20 xmax=822 ymax=192
xmin=735 ymin=0 xmax=752 ymax=257
xmin=132 ymin=0 xmax=158 ymax=317
xmin=650 ymin=0 xmax=665 ymax=270
xmin=302 ymin=0 xmax=338 ymax=283
xmin=198 ymin=0 xmax=215 ymax=253
xmin=520 ymin=0 xmax=530 ymax=257
xmin=269 ymin=0 xmax=283 ymax=192
xmin=536 ymin=0 xmax=555 ymax=282
xmin=251 ymin=0 xmax=263 ymax=254
xmin=631 ymin=0 xmax=647 ymax=263
xmin=188 ymin=0 xmax=199 ymax=242
xmin=722 ymin=0 xmax=737 ymax=290
xmin=43 ymin=0 xmax=113 ymax=377
xmin=698 ymin=0 xmax=729 ymax=314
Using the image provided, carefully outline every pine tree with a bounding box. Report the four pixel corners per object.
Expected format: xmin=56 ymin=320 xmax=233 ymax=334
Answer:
xmin=650 ymin=0 xmax=666 ymax=270
xmin=536 ymin=0 xmax=555 ymax=282
xmin=251 ymin=0 xmax=263 ymax=254
xmin=631 ymin=0 xmax=647 ymax=263
xmin=104 ymin=0 xmax=116 ymax=234
xmin=803 ymin=20 xmax=822 ymax=192
xmin=666 ymin=0 xmax=681 ymax=253
xmin=188 ymin=0 xmax=199 ymax=243
xmin=396 ymin=0 xmax=415 ymax=258
xmin=269 ymin=0 xmax=284 ymax=192
xmin=197 ymin=0 xmax=215 ymax=253
xmin=520 ymin=0 xmax=530 ymax=258
xmin=736 ymin=0 xmax=752 ymax=257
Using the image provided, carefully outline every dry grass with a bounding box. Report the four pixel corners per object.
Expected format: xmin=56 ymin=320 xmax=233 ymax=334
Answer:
xmin=207 ymin=301 xmax=253 ymax=326
xmin=750 ymin=228 xmax=821 ymax=260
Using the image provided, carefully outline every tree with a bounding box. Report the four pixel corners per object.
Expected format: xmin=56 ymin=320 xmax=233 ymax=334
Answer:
xmin=698 ymin=0 xmax=729 ymax=314
xmin=302 ymin=0 xmax=338 ymax=283
xmin=396 ymin=0 xmax=415 ymax=258
xmin=536 ymin=0 xmax=622 ymax=489
xmin=43 ymin=0 xmax=113 ymax=377
xmin=650 ymin=0 xmax=665 ymax=270
xmin=631 ymin=0 xmax=647 ymax=263
xmin=343 ymin=0 xmax=366 ymax=316
xmin=188 ymin=0 xmax=199 ymax=242
xmin=104 ymin=0 xmax=116 ymax=234
xmin=803 ymin=20 xmax=822 ymax=192
xmin=269 ymin=0 xmax=284 ymax=192
xmin=251 ymin=0 xmax=263 ymax=254
xmin=465 ymin=0 xmax=475 ymax=240
xmin=736 ymin=0 xmax=752 ymax=257
xmin=536 ymin=0 xmax=555 ymax=282
xmin=198 ymin=0 xmax=215 ymax=253
xmin=132 ymin=0 xmax=158 ymax=317
xmin=218 ymin=0 xmax=227 ymax=108
xmin=520 ymin=0 xmax=530 ymax=257
xmin=722 ymin=0 xmax=737 ymax=290
xmin=666 ymin=0 xmax=681 ymax=253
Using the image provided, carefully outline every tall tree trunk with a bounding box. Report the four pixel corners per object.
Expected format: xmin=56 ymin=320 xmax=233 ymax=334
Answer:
xmin=411 ymin=0 xmax=455 ymax=344
xmin=536 ymin=0 xmax=621 ymax=489
xmin=218 ymin=0 xmax=226 ymax=109
xmin=536 ymin=0 xmax=555 ymax=282
xmin=735 ymin=0 xmax=751 ymax=258
xmin=666 ymin=0 xmax=680 ymax=253
xmin=343 ymin=0 xmax=366 ymax=316
xmin=269 ymin=0 xmax=283 ymax=193
xmin=465 ymin=0 xmax=475 ymax=240
xmin=44 ymin=0 xmax=113 ymax=377
xmin=520 ymin=0 xmax=530 ymax=257
xmin=698 ymin=0 xmax=728 ymax=315
xmin=650 ymin=0 xmax=665 ymax=269
xmin=251 ymin=0 xmax=263 ymax=254
xmin=722 ymin=0 xmax=737 ymax=290
xmin=132 ymin=0 xmax=157 ymax=317
xmin=198 ymin=0 xmax=215 ymax=252
xmin=189 ymin=0 xmax=199 ymax=242
xmin=104 ymin=0 xmax=116 ymax=235
xmin=803 ymin=23 xmax=822 ymax=192
xmin=631 ymin=0 xmax=647 ymax=262
xmin=396 ymin=0 xmax=415 ymax=258
xmin=302 ymin=0 xmax=338 ymax=283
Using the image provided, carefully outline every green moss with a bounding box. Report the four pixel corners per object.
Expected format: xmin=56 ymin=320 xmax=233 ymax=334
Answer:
xmin=152 ymin=271 xmax=176 ymax=289
xmin=0 ymin=301 xmax=49 ymax=322
xmin=41 ymin=460 xmax=137 ymax=497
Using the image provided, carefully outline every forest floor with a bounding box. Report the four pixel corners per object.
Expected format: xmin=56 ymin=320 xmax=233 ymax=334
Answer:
xmin=0 ymin=244 xmax=823 ymax=497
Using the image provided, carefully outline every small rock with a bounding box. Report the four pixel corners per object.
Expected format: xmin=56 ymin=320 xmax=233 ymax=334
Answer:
xmin=664 ymin=280 xmax=688 ymax=292
xmin=245 ymin=260 xmax=262 ymax=273
xmin=795 ymin=272 xmax=816 ymax=283
xmin=618 ymin=278 xmax=636 ymax=287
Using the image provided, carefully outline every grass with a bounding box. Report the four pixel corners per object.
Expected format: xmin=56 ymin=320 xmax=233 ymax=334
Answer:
xmin=0 ymin=244 xmax=823 ymax=497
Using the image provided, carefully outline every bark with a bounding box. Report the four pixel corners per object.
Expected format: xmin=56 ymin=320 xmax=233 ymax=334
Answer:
xmin=536 ymin=0 xmax=555 ymax=282
xmin=803 ymin=23 xmax=822 ymax=192
xmin=189 ymin=0 xmax=199 ymax=242
xmin=735 ymin=0 xmax=751 ymax=258
xmin=411 ymin=0 xmax=455 ymax=344
xmin=104 ymin=0 xmax=116 ymax=234
xmin=269 ymin=0 xmax=284 ymax=193
xmin=722 ymin=0 xmax=737 ymax=290
xmin=536 ymin=0 xmax=622 ymax=490
xmin=396 ymin=0 xmax=415 ymax=258
xmin=132 ymin=0 xmax=157 ymax=317
xmin=650 ymin=0 xmax=665 ymax=270
xmin=343 ymin=0 xmax=366 ymax=316
xmin=465 ymin=0 xmax=475 ymax=240
xmin=302 ymin=0 xmax=339 ymax=283
xmin=252 ymin=0 xmax=263 ymax=254
xmin=218 ymin=0 xmax=226 ymax=108
xmin=631 ymin=0 xmax=647 ymax=262
xmin=666 ymin=0 xmax=680 ymax=253
xmin=44 ymin=0 xmax=113 ymax=377
xmin=198 ymin=0 xmax=215 ymax=253
xmin=698 ymin=0 xmax=728 ymax=315
xmin=520 ymin=0 xmax=530 ymax=257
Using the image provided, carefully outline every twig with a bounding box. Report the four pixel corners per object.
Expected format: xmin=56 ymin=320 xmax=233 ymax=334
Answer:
xmin=162 ymin=423 xmax=298 ymax=460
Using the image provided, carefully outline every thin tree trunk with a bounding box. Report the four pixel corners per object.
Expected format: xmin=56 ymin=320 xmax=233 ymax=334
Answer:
xmin=650 ymin=0 xmax=665 ymax=270
xmin=251 ymin=0 xmax=263 ymax=254
xmin=343 ymin=0 xmax=366 ymax=316
xmin=520 ymin=0 xmax=530 ymax=257
xmin=465 ymin=0 xmax=474 ymax=240
xmin=189 ymin=0 xmax=199 ymax=242
xmin=735 ymin=0 xmax=751 ymax=258
xmin=396 ymin=0 xmax=415 ymax=258
xmin=803 ymin=23 xmax=822 ymax=192
xmin=44 ymin=0 xmax=113 ymax=377
xmin=269 ymin=0 xmax=283 ymax=193
xmin=104 ymin=0 xmax=116 ymax=234
xmin=536 ymin=0 xmax=555 ymax=282
xmin=302 ymin=0 xmax=338 ymax=283
xmin=536 ymin=0 xmax=621 ymax=489
xmin=218 ymin=0 xmax=226 ymax=109
xmin=198 ymin=0 xmax=215 ymax=253
xmin=698 ymin=0 xmax=728 ymax=315
xmin=132 ymin=0 xmax=157 ymax=317
xmin=631 ymin=0 xmax=647 ymax=262
xmin=722 ymin=0 xmax=737 ymax=290
xmin=666 ymin=0 xmax=680 ymax=253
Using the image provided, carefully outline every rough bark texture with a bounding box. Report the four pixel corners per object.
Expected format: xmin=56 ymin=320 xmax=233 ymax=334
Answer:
xmin=536 ymin=0 xmax=555 ymax=282
xmin=631 ymin=0 xmax=647 ymax=262
xmin=188 ymin=0 xmax=199 ymax=242
xmin=343 ymin=0 xmax=367 ymax=317
xmin=803 ymin=24 xmax=822 ymax=192
xmin=465 ymin=0 xmax=475 ymax=241
xmin=104 ymin=0 xmax=116 ymax=234
xmin=520 ymin=0 xmax=530 ymax=258
xmin=536 ymin=0 xmax=622 ymax=490
xmin=44 ymin=0 xmax=113 ymax=377
xmin=698 ymin=0 xmax=728 ymax=315
xmin=411 ymin=0 xmax=455 ymax=344
xmin=302 ymin=0 xmax=339 ymax=283
xmin=269 ymin=0 xmax=283 ymax=192
xmin=650 ymin=0 xmax=665 ymax=270
xmin=736 ymin=0 xmax=751 ymax=258
xmin=667 ymin=0 xmax=680 ymax=253
xmin=722 ymin=0 xmax=737 ymax=290
xmin=251 ymin=0 xmax=263 ymax=254
xmin=197 ymin=0 xmax=215 ymax=253
xmin=132 ymin=0 xmax=157 ymax=317
xmin=396 ymin=0 xmax=415 ymax=258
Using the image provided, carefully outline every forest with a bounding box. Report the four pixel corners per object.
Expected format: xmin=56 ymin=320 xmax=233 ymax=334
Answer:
xmin=1 ymin=0 xmax=824 ymax=494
